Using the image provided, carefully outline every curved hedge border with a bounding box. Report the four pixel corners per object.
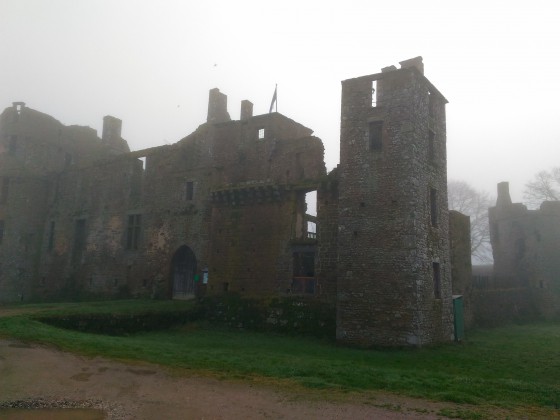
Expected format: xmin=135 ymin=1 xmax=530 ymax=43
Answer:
xmin=38 ymin=308 xmax=203 ymax=336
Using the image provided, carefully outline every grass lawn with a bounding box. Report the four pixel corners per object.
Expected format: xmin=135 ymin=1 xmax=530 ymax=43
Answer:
xmin=1 ymin=300 xmax=559 ymax=417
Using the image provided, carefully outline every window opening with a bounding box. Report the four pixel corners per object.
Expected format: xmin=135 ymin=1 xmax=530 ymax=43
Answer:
xmin=64 ymin=153 xmax=73 ymax=168
xmin=138 ymin=156 xmax=146 ymax=170
xmin=292 ymin=251 xmax=316 ymax=294
xmin=433 ymin=262 xmax=441 ymax=298
xmin=430 ymin=188 xmax=438 ymax=227
xmin=186 ymin=181 xmax=194 ymax=201
xmin=0 ymin=178 xmax=9 ymax=204
xmin=305 ymin=190 xmax=317 ymax=239
xmin=258 ymin=128 xmax=265 ymax=139
xmin=307 ymin=222 xmax=317 ymax=239
xmin=369 ymin=121 xmax=383 ymax=151
xmin=371 ymin=80 xmax=377 ymax=107
xmin=428 ymin=130 xmax=435 ymax=162
xmin=515 ymin=238 xmax=526 ymax=259
xmin=305 ymin=191 xmax=317 ymax=216
xmin=428 ymin=90 xmax=435 ymax=117
xmin=126 ymin=214 xmax=142 ymax=250
xmin=72 ymin=219 xmax=87 ymax=263
xmin=8 ymin=135 xmax=17 ymax=156
xmin=47 ymin=221 xmax=55 ymax=251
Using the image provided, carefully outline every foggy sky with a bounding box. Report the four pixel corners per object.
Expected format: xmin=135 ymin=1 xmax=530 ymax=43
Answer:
xmin=1 ymin=0 xmax=559 ymax=204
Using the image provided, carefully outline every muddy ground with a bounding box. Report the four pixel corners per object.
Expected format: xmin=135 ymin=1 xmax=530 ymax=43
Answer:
xmin=0 ymin=337 xmax=481 ymax=419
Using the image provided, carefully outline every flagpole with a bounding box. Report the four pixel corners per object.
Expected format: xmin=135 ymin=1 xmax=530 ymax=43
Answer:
xmin=269 ymin=84 xmax=278 ymax=113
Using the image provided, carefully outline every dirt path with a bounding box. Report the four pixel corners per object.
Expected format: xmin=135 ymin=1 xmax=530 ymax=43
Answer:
xmin=0 ymin=338 xmax=462 ymax=419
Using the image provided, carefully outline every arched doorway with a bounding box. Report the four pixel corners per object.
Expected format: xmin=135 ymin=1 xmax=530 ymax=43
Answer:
xmin=171 ymin=245 xmax=197 ymax=299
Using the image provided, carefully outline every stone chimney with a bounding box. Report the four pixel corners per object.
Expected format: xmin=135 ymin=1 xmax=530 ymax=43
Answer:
xmin=12 ymin=102 xmax=26 ymax=112
xmin=207 ymin=88 xmax=231 ymax=124
xmin=240 ymin=100 xmax=253 ymax=121
xmin=496 ymin=182 xmax=513 ymax=207
xmin=102 ymin=116 xmax=122 ymax=143
xmin=399 ymin=57 xmax=424 ymax=75
xmin=102 ymin=115 xmax=130 ymax=154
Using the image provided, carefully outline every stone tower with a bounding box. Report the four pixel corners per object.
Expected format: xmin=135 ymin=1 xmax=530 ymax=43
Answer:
xmin=336 ymin=57 xmax=454 ymax=346
xmin=489 ymin=182 xmax=560 ymax=319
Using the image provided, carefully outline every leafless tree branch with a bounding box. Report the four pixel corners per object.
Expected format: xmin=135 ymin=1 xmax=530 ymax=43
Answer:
xmin=524 ymin=167 xmax=560 ymax=208
xmin=448 ymin=180 xmax=493 ymax=263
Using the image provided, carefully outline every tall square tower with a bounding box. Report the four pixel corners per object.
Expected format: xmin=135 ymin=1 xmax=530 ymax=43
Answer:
xmin=336 ymin=57 xmax=453 ymax=346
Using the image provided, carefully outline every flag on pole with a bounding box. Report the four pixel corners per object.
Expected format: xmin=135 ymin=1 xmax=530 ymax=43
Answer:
xmin=269 ymin=84 xmax=277 ymax=113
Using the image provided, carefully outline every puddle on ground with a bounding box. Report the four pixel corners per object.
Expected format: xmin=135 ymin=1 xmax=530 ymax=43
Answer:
xmin=0 ymin=408 xmax=105 ymax=419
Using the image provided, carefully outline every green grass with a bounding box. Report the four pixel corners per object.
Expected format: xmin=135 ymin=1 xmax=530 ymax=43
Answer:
xmin=1 ymin=300 xmax=559 ymax=415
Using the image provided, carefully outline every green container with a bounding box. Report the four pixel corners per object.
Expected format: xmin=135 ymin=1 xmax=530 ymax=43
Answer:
xmin=453 ymin=295 xmax=465 ymax=341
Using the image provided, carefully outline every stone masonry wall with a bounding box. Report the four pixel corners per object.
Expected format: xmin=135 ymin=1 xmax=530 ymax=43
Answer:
xmin=20 ymin=98 xmax=325 ymax=302
xmin=0 ymin=103 xmax=125 ymax=302
xmin=315 ymin=168 xmax=339 ymax=304
xmin=337 ymin=60 xmax=453 ymax=347
xmin=489 ymin=182 xmax=560 ymax=319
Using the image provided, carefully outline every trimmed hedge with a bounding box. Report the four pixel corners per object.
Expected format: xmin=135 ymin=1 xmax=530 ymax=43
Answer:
xmin=200 ymin=294 xmax=336 ymax=338
xmin=38 ymin=308 xmax=203 ymax=336
xmin=36 ymin=295 xmax=336 ymax=338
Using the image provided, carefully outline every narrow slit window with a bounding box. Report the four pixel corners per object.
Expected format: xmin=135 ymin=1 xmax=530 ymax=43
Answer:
xmin=369 ymin=121 xmax=383 ymax=151
xmin=428 ymin=130 xmax=435 ymax=162
xmin=371 ymin=80 xmax=377 ymax=107
xmin=64 ymin=153 xmax=73 ymax=168
xmin=0 ymin=178 xmax=9 ymax=204
xmin=48 ymin=221 xmax=55 ymax=251
xmin=126 ymin=214 xmax=142 ymax=250
xmin=8 ymin=135 xmax=17 ymax=155
xmin=430 ymin=188 xmax=438 ymax=227
xmin=186 ymin=181 xmax=194 ymax=201
xmin=428 ymin=90 xmax=435 ymax=117
xmin=433 ymin=262 xmax=441 ymax=299
xmin=0 ymin=220 xmax=4 ymax=244
xmin=72 ymin=219 xmax=87 ymax=263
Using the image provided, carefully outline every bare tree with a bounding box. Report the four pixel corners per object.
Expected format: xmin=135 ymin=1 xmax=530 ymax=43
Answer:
xmin=523 ymin=167 xmax=560 ymax=208
xmin=448 ymin=180 xmax=493 ymax=263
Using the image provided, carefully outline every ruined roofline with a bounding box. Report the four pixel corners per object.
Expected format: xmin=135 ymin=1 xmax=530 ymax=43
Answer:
xmin=491 ymin=181 xmax=560 ymax=215
xmin=213 ymin=111 xmax=313 ymax=135
xmin=342 ymin=58 xmax=448 ymax=103
xmin=1 ymin=103 xmax=127 ymax=145
xmin=206 ymin=87 xmax=314 ymax=135
xmin=1 ymin=103 xmax=64 ymax=127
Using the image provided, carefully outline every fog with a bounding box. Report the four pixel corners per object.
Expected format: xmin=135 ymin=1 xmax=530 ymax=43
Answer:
xmin=2 ymin=0 xmax=559 ymax=203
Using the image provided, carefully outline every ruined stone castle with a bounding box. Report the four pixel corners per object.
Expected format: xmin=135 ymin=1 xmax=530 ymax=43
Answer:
xmin=485 ymin=182 xmax=560 ymax=321
xmin=0 ymin=57 xmax=457 ymax=346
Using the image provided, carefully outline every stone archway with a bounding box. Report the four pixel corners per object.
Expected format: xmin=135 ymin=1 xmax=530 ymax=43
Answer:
xmin=171 ymin=245 xmax=197 ymax=299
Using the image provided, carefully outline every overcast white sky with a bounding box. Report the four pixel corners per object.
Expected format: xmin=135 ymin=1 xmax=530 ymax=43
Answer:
xmin=1 ymin=0 xmax=559 ymax=203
